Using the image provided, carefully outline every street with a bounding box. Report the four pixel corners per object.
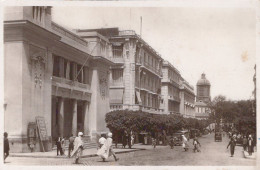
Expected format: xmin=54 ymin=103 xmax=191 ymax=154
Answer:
xmin=4 ymin=133 xmax=256 ymax=166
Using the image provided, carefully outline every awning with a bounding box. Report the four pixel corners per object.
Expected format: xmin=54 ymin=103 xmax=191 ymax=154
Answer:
xmin=136 ymin=91 xmax=142 ymax=104
xmin=110 ymin=89 xmax=124 ymax=104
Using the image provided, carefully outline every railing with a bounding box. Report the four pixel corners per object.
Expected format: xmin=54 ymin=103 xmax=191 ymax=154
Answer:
xmin=52 ymin=76 xmax=90 ymax=91
xmin=168 ymin=95 xmax=180 ymax=102
xmin=140 ymin=106 xmax=164 ymax=114
xmin=110 ymin=81 xmax=124 ymax=87
xmin=110 ymin=104 xmax=123 ymax=111
xmin=142 ymin=62 xmax=162 ymax=76
xmin=140 ymin=84 xmax=160 ymax=94
xmin=119 ymin=30 xmax=136 ymax=36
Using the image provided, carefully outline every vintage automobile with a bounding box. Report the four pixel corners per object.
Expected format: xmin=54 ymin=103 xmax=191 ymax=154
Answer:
xmin=215 ymin=131 xmax=222 ymax=142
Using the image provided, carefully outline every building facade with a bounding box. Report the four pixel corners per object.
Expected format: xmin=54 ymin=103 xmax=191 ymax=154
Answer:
xmin=76 ymin=29 xmax=164 ymax=114
xmin=161 ymin=60 xmax=181 ymax=114
xmin=195 ymin=73 xmax=211 ymax=119
xmin=4 ymin=6 xmax=113 ymax=153
xmin=196 ymin=73 xmax=211 ymax=103
xmin=179 ymin=80 xmax=196 ymax=118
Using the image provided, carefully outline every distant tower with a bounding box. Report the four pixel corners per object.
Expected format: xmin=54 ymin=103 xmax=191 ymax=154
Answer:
xmin=196 ymin=73 xmax=211 ymax=103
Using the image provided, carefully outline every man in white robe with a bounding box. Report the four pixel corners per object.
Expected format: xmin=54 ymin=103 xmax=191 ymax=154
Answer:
xmin=71 ymin=132 xmax=84 ymax=164
xmin=97 ymin=132 xmax=119 ymax=162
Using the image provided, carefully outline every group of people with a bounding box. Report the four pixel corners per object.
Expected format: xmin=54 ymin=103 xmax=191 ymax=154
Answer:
xmin=181 ymin=135 xmax=201 ymax=153
xmin=97 ymin=132 xmax=119 ymax=162
xmin=227 ymin=133 xmax=255 ymax=157
xmin=56 ymin=132 xmax=85 ymax=164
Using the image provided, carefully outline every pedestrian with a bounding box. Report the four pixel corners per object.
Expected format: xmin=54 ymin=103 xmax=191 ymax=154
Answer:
xmin=152 ymin=137 xmax=157 ymax=149
xmin=193 ymin=137 xmax=201 ymax=153
xmin=227 ymin=137 xmax=236 ymax=157
xmin=68 ymin=134 xmax=75 ymax=158
xmin=169 ymin=136 xmax=175 ymax=149
xmin=131 ymin=134 xmax=135 ymax=147
xmin=71 ymin=132 xmax=84 ymax=164
xmin=4 ymin=132 xmax=10 ymax=161
xmin=61 ymin=137 xmax=66 ymax=156
xmin=97 ymin=132 xmax=119 ymax=162
xmin=248 ymin=135 xmax=254 ymax=156
xmin=98 ymin=134 xmax=107 ymax=149
xmin=56 ymin=136 xmax=63 ymax=156
xmin=122 ymin=133 xmax=127 ymax=149
xmin=182 ymin=135 xmax=189 ymax=151
xmin=242 ymin=136 xmax=248 ymax=151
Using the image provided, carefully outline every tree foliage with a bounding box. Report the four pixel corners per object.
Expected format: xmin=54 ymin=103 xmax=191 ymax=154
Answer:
xmin=208 ymin=95 xmax=256 ymax=134
xmin=105 ymin=110 xmax=211 ymax=136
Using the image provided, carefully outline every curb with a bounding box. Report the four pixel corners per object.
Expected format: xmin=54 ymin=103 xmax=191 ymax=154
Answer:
xmin=9 ymin=148 xmax=146 ymax=159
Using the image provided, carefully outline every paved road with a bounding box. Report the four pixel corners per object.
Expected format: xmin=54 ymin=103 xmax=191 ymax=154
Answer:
xmin=4 ymin=133 xmax=256 ymax=166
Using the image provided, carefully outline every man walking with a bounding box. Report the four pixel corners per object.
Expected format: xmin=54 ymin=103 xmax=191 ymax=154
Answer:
xmin=193 ymin=137 xmax=201 ymax=153
xmin=98 ymin=134 xmax=106 ymax=149
xmin=68 ymin=134 xmax=75 ymax=158
xmin=71 ymin=132 xmax=84 ymax=164
xmin=227 ymin=137 xmax=236 ymax=157
xmin=4 ymin=132 xmax=10 ymax=161
xmin=56 ymin=136 xmax=63 ymax=156
xmin=242 ymin=135 xmax=248 ymax=151
xmin=248 ymin=134 xmax=254 ymax=156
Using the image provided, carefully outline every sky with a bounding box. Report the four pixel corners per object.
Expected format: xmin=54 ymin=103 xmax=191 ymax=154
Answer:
xmin=52 ymin=4 xmax=256 ymax=101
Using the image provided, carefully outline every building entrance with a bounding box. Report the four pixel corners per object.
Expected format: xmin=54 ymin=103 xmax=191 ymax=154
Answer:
xmin=51 ymin=96 xmax=89 ymax=146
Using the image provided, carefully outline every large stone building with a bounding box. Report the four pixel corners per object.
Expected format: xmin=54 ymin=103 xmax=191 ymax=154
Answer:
xmin=179 ymin=79 xmax=196 ymax=118
xmin=195 ymin=73 xmax=211 ymax=119
xmin=4 ymin=7 xmax=113 ymax=152
xmin=161 ymin=60 xmax=181 ymax=114
xmin=76 ymin=28 xmax=164 ymax=114
xmin=196 ymin=73 xmax=211 ymax=103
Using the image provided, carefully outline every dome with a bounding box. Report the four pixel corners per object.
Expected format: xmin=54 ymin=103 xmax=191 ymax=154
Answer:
xmin=197 ymin=73 xmax=210 ymax=86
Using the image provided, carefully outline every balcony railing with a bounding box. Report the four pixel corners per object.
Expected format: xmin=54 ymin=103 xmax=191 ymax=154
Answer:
xmin=119 ymin=30 xmax=136 ymax=36
xmin=52 ymin=76 xmax=90 ymax=91
xmin=110 ymin=81 xmax=124 ymax=87
xmin=141 ymin=62 xmax=162 ymax=76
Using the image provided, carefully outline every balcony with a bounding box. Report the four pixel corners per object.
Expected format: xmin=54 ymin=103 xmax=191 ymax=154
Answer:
xmin=109 ymin=104 xmax=164 ymax=114
xmin=168 ymin=95 xmax=180 ymax=102
xmin=110 ymin=81 xmax=124 ymax=87
xmin=119 ymin=30 xmax=136 ymax=36
xmin=141 ymin=62 xmax=162 ymax=77
xmin=52 ymin=76 xmax=91 ymax=92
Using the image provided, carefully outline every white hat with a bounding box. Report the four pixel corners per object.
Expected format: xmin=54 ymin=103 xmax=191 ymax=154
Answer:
xmin=249 ymin=135 xmax=252 ymax=137
xmin=78 ymin=132 xmax=83 ymax=136
xmin=108 ymin=132 xmax=112 ymax=137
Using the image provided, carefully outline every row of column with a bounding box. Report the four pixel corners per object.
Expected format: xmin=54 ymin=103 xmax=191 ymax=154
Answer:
xmin=57 ymin=97 xmax=90 ymax=137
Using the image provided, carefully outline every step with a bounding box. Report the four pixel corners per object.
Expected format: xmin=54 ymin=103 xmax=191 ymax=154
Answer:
xmin=52 ymin=142 xmax=97 ymax=150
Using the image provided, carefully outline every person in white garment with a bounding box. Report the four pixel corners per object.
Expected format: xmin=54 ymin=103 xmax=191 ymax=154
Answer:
xmin=97 ymin=132 xmax=119 ymax=162
xmin=71 ymin=132 xmax=84 ymax=164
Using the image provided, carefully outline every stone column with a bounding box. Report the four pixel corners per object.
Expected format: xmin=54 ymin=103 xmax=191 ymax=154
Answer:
xmin=83 ymin=101 xmax=89 ymax=135
xmin=72 ymin=99 xmax=77 ymax=136
xmin=58 ymin=97 xmax=64 ymax=137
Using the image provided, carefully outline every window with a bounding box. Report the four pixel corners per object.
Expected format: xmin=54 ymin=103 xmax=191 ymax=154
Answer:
xmin=112 ymin=45 xmax=123 ymax=58
xmin=112 ymin=69 xmax=123 ymax=83
xmin=53 ymin=55 xmax=60 ymax=77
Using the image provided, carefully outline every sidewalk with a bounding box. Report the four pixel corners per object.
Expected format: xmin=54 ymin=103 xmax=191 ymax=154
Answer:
xmin=243 ymin=150 xmax=256 ymax=160
xmin=9 ymin=144 xmax=167 ymax=159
